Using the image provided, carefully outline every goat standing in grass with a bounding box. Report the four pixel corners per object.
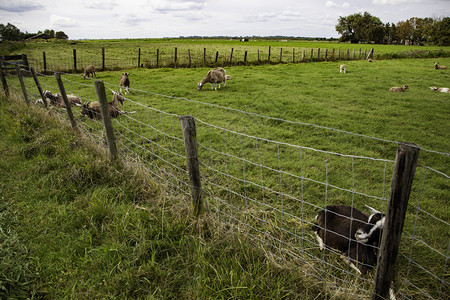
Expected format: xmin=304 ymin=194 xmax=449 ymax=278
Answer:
xmin=120 ymin=73 xmax=130 ymax=94
xmin=83 ymin=65 xmax=96 ymax=79
xmin=197 ymin=67 xmax=228 ymax=90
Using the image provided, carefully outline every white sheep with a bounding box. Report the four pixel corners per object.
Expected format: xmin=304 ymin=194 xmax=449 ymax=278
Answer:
xmin=434 ymin=62 xmax=447 ymax=70
xmin=389 ymin=84 xmax=409 ymax=92
xmin=120 ymin=72 xmax=130 ymax=94
xmin=430 ymin=86 xmax=449 ymax=93
xmin=83 ymin=65 xmax=96 ymax=79
xmin=197 ymin=67 xmax=227 ymax=90
xmin=339 ymin=64 xmax=346 ymax=73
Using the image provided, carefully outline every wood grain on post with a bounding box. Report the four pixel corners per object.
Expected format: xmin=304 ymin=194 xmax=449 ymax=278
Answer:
xmin=94 ymin=80 xmax=118 ymax=161
xmin=179 ymin=115 xmax=203 ymax=217
xmin=15 ymin=65 xmax=29 ymax=105
xmin=372 ymin=143 xmax=420 ymax=300
xmin=30 ymin=67 xmax=48 ymax=108
xmin=0 ymin=66 xmax=8 ymax=97
xmin=55 ymin=72 xmax=78 ymax=131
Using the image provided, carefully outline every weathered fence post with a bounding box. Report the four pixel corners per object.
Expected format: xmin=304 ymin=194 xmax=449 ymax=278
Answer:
xmin=317 ymin=48 xmax=321 ymax=61
xmin=94 ymin=80 xmax=118 ymax=161
xmin=30 ymin=67 xmax=48 ymax=108
xmin=292 ymin=48 xmax=295 ymax=63
xmin=15 ymin=65 xmax=29 ymax=105
xmin=257 ymin=50 xmax=260 ymax=62
xmin=156 ymin=49 xmax=160 ymax=68
xmin=21 ymin=54 xmax=29 ymax=71
xmin=73 ymin=49 xmax=77 ymax=71
xmin=102 ymin=47 xmax=105 ymax=70
xmin=0 ymin=68 xmax=8 ymax=97
xmin=244 ymin=50 xmax=248 ymax=63
xmin=215 ymin=51 xmax=219 ymax=64
xmin=372 ymin=143 xmax=420 ymax=300
xmin=310 ymin=48 xmax=314 ymax=60
xmin=325 ymin=49 xmax=328 ymax=61
xmin=229 ymin=48 xmax=234 ymax=65
xmin=179 ymin=115 xmax=203 ymax=217
xmin=279 ymin=48 xmax=283 ymax=62
xmin=174 ymin=47 xmax=178 ymax=65
xmin=268 ymin=46 xmax=271 ymax=62
xmin=138 ymin=48 xmax=141 ymax=68
xmin=55 ymin=72 xmax=78 ymax=131
xmin=367 ymin=48 xmax=374 ymax=60
xmin=203 ymin=48 xmax=206 ymax=65
xmin=43 ymin=52 xmax=47 ymax=72
xmin=302 ymin=49 xmax=305 ymax=61
xmin=188 ymin=49 xmax=192 ymax=67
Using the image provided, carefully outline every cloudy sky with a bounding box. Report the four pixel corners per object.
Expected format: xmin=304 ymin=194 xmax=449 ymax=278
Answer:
xmin=0 ymin=0 xmax=449 ymax=39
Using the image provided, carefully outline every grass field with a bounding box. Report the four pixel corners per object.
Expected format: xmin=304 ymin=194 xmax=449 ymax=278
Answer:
xmin=2 ymin=40 xmax=449 ymax=299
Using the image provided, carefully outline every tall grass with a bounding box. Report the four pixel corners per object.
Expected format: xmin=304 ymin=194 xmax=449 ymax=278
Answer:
xmin=0 ymin=94 xmax=330 ymax=299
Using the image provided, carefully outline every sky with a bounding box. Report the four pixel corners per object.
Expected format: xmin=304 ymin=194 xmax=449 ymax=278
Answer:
xmin=0 ymin=0 xmax=449 ymax=40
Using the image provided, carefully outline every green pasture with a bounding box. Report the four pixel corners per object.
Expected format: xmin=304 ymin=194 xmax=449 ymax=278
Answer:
xmin=3 ymin=54 xmax=450 ymax=298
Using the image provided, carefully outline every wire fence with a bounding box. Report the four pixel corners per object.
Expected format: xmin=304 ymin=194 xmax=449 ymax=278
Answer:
xmin=1 ymin=65 xmax=448 ymax=299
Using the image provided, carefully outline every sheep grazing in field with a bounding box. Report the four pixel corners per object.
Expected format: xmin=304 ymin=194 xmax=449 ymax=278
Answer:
xmin=81 ymin=91 xmax=126 ymax=120
xmin=339 ymin=64 xmax=346 ymax=73
xmin=197 ymin=67 xmax=228 ymax=90
xmin=83 ymin=65 xmax=96 ymax=79
xmin=37 ymin=90 xmax=82 ymax=108
xmin=434 ymin=62 xmax=447 ymax=70
xmin=430 ymin=86 xmax=449 ymax=93
xmin=120 ymin=72 xmax=130 ymax=94
xmin=313 ymin=204 xmax=385 ymax=275
xmin=389 ymin=84 xmax=409 ymax=92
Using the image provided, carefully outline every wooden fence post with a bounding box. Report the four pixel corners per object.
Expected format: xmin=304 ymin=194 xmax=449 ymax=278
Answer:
xmin=244 ymin=50 xmax=248 ymax=63
xmin=292 ymin=48 xmax=295 ymax=63
xmin=215 ymin=51 xmax=219 ymax=64
xmin=73 ymin=49 xmax=77 ymax=71
xmin=302 ymin=49 xmax=305 ymax=61
xmin=30 ymin=67 xmax=48 ymax=108
xmin=55 ymin=72 xmax=78 ymax=131
xmin=156 ymin=49 xmax=160 ymax=68
xmin=203 ymin=48 xmax=206 ymax=65
xmin=179 ymin=115 xmax=203 ymax=217
xmin=0 ymin=71 xmax=8 ymax=97
xmin=317 ymin=48 xmax=321 ymax=61
xmin=325 ymin=49 xmax=328 ymax=61
xmin=174 ymin=47 xmax=178 ymax=65
xmin=268 ymin=46 xmax=271 ymax=62
xmin=43 ymin=52 xmax=47 ymax=72
xmin=229 ymin=48 xmax=234 ymax=65
xmin=372 ymin=143 xmax=420 ymax=300
xmin=188 ymin=49 xmax=192 ymax=67
xmin=138 ymin=48 xmax=141 ymax=68
xmin=310 ymin=48 xmax=314 ymax=60
xmin=94 ymin=80 xmax=118 ymax=161
xmin=22 ymin=54 xmax=29 ymax=71
xmin=367 ymin=48 xmax=374 ymax=60
xmin=102 ymin=47 xmax=105 ymax=70
xmin=15 ymin=65 xmax=29 ymax=105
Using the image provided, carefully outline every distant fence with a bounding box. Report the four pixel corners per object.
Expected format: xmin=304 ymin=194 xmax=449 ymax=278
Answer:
xmin=23 ymin=46 xmax=375 ymax=73
xmin=0 ymin=64 xmax=448 ymax=299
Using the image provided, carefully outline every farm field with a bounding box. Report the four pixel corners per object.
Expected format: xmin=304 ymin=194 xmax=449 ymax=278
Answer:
xmin=2 ymin=44 xmax=450 ymax=299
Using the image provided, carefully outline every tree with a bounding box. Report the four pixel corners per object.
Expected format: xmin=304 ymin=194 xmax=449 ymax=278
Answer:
xmin=0 ymin=23 xmax=23 ymax=41
xmin=336 ymin=12 xmax=385 ymax=44
xmin=55 ymin=31 xmax=69 ymax=39
xmin=430 ymin=17 xmax=450 ymax=46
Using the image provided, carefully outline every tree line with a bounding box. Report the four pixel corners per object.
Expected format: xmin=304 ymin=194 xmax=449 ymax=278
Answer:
xmin=336 ymin=12 xmax=450 ymax=46
xmin=0 ymin=23 xmax=68 ymax=41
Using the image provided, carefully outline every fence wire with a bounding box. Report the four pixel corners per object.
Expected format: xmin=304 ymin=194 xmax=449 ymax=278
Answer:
xmin=2 ymin=67 xmax=448 ymax=300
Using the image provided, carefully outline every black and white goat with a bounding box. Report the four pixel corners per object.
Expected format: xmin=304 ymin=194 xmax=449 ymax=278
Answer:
xmin=313 ymin=204 xmax=385 ymax=275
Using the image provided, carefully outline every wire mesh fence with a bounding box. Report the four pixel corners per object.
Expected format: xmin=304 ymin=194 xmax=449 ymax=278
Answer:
xmin=1 ymin=65 xmax=448 ymax=299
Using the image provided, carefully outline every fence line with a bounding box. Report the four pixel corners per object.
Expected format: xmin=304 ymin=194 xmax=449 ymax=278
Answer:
xmin=1 ymin=65 xmax=448 ymax=299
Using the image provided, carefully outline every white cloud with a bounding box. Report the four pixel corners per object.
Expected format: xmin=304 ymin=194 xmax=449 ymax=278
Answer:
xmin=326 ymin=1 xmax=351 ymax=8
xmin=50 ymin=15 xmax=77 ymax=27
xmin=0 ymin=0 xmax=44 ymax=12
xmin=84 ymin=0 xmax=116 ymax=10
xmin=372 ymin=0 xmax=437 ymax=4
xmin=150 ymin=0 xmax=207 ymax=13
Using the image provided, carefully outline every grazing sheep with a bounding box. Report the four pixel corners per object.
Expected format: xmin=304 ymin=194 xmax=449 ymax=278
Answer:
xmin=434 ymin=62 xmax=447 ymax=70
xmin=313 ymin=204 xmax=385 ymax=275
xmin=197 ymin=67 xmax=227 ymax=90
xmin=81 ymin=91 xmax=125 ymax=120
xmin=120 ymin=72 xmax=130 ymax=94
xmin=430 ymin=86 xmax=449 ymax=93
xmin=39 ymin=90 xmax=82 ymax=108
xmin=83 ymin=65 xmax=96 ymax=79
xmin=389 ymin=84 xmax=409 ymax=92
xmin=340 ymin=64 xmax=346 ymax=73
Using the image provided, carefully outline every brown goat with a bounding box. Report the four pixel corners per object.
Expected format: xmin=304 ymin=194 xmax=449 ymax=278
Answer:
xmin=81 ymin=91 xmax=125 ymax=120
xmin=83 ymin=65 xmax=96 ymax=79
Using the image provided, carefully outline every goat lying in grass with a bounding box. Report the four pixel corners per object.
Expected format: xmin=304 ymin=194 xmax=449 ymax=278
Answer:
xmin=430 ymin=86 xmax=449 ymax=93
xmin=389 ymin=84 xmax=409 ymax=92
xmin=36 ymin=90 xmax=82 ymax=108
xmin=80 ymin=91 xmax=126 ymax=120
xmin=434 ymin=62 xmax=447 ymax=70
xmin=313 ymin=204 xmax=385 ymax=275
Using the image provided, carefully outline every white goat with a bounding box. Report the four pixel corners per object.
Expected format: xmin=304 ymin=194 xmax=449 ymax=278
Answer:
xmin=339 ymin=64 xmax=346 ymax=73
xmin=120 ymin=72 xmax=130 ymax=94
xmin=434 ymin=62 xmax=447 ymax=70
xmin=430 ymin=86 xmax=449 ymax=93
xmin=389 ymin=84 xmax=409 ymax=92
xmin=83 ymin=65 xmax=96 ymax=79
xmin=197 ymin=67 xmax=227 ymax=90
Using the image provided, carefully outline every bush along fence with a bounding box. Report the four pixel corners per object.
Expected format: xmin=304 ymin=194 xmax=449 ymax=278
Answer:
xmin=24 ymin=46 xmax=375 ymax=73
xmin=0 ymin=63 xmax=448 ymax=300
